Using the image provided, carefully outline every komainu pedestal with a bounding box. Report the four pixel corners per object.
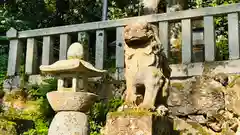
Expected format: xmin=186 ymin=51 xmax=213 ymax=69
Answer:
xmin=102 ymin=111 xmax=175 ymax=135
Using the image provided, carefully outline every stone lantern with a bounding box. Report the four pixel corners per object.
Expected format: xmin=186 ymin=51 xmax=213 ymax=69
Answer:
xmin=40 ymin=42 xmax=106 ymax=135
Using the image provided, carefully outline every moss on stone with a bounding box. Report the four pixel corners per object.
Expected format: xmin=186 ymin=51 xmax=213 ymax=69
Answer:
xmin=202 ymin=61 xmax=227 ymax=76
xmin=108 ymin=109 xmax=158 ymax=119
xmin=228 ymin=75 xmax=240 ymax=88
xmin=173 ymin=118 xmax=213 ymax=135
xmin=188 ymin=122 xmax=210 ymax=135
xmin=152 ymin=69 xmax=160 ymax=78
xmin=171 ymin=82 xmax=184 ymax=90
xmin=67 ymin=56 xmax=83 ymax=60
xmin=220 ymin=124 xmax=235 ymax=135
xmin=59 ymin=87 xmax=73 ymax=92
xmin=202 ymin=62 xmax=214 ymax=75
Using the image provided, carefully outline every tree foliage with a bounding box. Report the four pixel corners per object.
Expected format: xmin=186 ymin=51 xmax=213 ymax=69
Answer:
xmin=193 ymin=0 xmax=239 ymax=60
xmin=0 ymin=0 xmax=239 ymax=134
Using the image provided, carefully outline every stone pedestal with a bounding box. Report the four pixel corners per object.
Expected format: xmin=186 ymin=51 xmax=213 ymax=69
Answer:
xmin=102 ymin=111 xmax=176 ymax=135
xmin=47 ymin=91 xmax=97 ymax=135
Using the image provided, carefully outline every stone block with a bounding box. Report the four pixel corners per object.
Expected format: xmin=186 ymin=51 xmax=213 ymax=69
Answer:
xmin=102 ymin=111 xmax=177 ymax=135
xmin=28 ymin=75 xmax=54 ymax=85
xmin=3 ymin=75 xmax=54 ymax=92
xmin=3 ymin=76 xmax=21 ymax=92
xmin=225 ymin=77 xmax=240 ymax=116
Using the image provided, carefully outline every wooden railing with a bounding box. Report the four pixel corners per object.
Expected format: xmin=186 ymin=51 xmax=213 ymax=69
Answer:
xmin=6 ymin=3 xmax=240 ymax=82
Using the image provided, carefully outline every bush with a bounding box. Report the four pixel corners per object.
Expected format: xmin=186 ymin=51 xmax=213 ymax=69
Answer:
xmin=1 ymin=76 xmax=123 ymax=135
xmin=0 ymin=119 xmax=17 ymax=135
xmin=89 ymin=98 xmax=123 ymax=135
xmin=21 ymin=78 xmax=57 ymax=135
xmin=27 ymin=78 xmax=57 ymax=100
xmin=0 ymin=78 xmax=57 ymax=135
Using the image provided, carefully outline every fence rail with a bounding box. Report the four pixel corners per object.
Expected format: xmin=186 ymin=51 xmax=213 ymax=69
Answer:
xmin=14 ymin=3 xmax=240 ymax=38
xmin=6 ymin=3 xmax=240 ymax=82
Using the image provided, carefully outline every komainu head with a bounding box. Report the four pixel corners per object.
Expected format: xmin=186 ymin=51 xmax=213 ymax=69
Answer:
xmin=124 ymin=21 xmax=154 ymax=47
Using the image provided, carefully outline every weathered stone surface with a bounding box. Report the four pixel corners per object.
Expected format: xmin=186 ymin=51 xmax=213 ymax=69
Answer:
xmin=173 ymin=117 xmax=217 ymax=135
xmin=28 ymin=75 xmax=54 ymax=85
xmin=168 ymin=76 xmax=225 ymax=117
xmin=48 ymin=111 xmax=89 ymax=135
xmin=168 ymin=75 xmax=226 ymax=133
xmin=102 ymin=110 xmax=176 ymax=135
xmin=3 ymin=76 xmax=21 ymax=93
xmin=103 ymin=110 xmax=238 ymax=135
xmin=174 ymin=116 xmax=236 ymax=135
xmin=47 ymin=91 xmax=97 ymax=112
xmin=3 ymin=75 xmax=54 ymax=92
xmin=167 ymin=74 xmax=240 ymax=134
xmin=225 ymin=77 xmax=240 ymax=116
xmin=187 ymin=115 xmax=207 ymax=124
xmin=124 ymin=21 xmax=171 ymax=109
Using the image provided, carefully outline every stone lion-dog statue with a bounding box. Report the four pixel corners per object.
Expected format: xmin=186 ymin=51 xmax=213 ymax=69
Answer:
xmin=124 ymin=21 xmax=172 ymax=110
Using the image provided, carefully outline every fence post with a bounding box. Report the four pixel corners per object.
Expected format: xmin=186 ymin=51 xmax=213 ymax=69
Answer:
xmin=181 ymin=19 xmax=193 ymax=64
xmin=159 ymin=21 xmax=169 ymax=58
xmin=204 ymin=16 xmax=216 ymax=61
xmin=25 ymin=38 xmax=38 ymax=74
xmin=95 ymin=30 xmax=107 ymax=69
xmin=4 ymin=28 xmax=22 ymax=91
xmin=60 ymin=34 xmax=72 ymax=60
xmin=116 ymin=27 xmax=124 ymax=80
xmin=228 ymin=13 xmax=240 ymax=60
xmin=42 ymin=36 xmax=54 ymax=65
xmin=6 ymin=28 xmax=22 ymax=76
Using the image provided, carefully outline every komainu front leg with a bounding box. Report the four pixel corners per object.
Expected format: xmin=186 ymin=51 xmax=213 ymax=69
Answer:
xmin=139 ymin=70 xmax=165 ymax=110
xmin=139 ymin=84 xmax=160 ymax=110
xmin=124 ymin=77 xmax=137 ymax=105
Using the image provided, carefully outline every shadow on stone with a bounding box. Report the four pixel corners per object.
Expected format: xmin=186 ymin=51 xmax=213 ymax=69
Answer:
xmin=152 ymin=116 xmax=180 ymax=135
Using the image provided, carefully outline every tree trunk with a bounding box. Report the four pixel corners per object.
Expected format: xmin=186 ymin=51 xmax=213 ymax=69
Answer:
xmin=141 ymin=0 xmax=161 ymax=15
xmin=140 ymin=0 xmax=188 ymax=59
xmin=166 ymin=0 xmax=188 ymax=12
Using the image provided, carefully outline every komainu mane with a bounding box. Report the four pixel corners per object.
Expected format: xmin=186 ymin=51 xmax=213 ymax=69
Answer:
xmin=124 ymin=21 xmax=171 ymax=110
